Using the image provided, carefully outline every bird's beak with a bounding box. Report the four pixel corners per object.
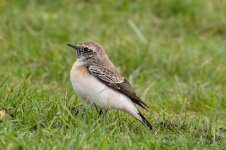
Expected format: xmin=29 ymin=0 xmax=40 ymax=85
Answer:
xmin=67 ymin=44 xmax=79 ymax=50
xmin=67 ymin=44 xmax=81 ymax=57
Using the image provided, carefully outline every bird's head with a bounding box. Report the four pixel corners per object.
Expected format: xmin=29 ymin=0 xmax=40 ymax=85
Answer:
xmin=67 ymin=41 xmax=105 ymax=63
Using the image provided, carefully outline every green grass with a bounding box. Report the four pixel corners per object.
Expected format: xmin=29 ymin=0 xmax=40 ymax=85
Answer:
xmin=0 ymin=0 xmax=226 ymax=149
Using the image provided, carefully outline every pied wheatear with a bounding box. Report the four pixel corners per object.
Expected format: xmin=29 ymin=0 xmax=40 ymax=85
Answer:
xmin=67 ymin=41 xmax=152 ymax=130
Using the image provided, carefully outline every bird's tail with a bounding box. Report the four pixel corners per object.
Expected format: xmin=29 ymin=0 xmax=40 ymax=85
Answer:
xmin=122 ymin=101 xmax=152 ymax=130
xmin=137 ymin=111 xmax=152 ymax=130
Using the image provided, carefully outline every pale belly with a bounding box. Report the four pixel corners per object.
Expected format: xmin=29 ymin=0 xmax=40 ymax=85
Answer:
xmin=70 ymin=65 xmax=121 ymax=109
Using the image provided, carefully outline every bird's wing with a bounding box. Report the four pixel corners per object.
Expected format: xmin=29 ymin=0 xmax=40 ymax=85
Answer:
xmin=88 ymin=65 xmax=149 ymax=110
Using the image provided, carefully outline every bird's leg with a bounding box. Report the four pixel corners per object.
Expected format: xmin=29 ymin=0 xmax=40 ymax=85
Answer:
xmin=99 ymin=109 xmax=103 ymax=116
xmin=99 ymin=109 xmax=108 ymax=119
xmin=72 ymin=104 xmax=85 ymax=116
xmin=94 ymin=105 xmax=102 ymax=116
xmin=72 ymin=104 xmax=92 ymax=117
xmin=94 ymin=105 xmax=107 ymax=117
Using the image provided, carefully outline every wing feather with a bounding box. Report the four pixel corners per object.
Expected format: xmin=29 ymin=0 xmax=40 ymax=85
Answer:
xmin=88 ymin=65 xmax=149 ymax=110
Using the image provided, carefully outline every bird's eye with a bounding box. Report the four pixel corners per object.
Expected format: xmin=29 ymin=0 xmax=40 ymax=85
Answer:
xmin=83 ymin=47 xmax=89 ymax=52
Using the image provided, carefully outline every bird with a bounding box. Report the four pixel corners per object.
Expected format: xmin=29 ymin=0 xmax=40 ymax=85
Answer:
xmin=67 ymin=41 xmax=152 ymax=130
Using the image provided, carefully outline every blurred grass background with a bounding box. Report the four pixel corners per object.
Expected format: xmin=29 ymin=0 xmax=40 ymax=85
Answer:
xmin=0 ymin=0 xmax=226 ymax=149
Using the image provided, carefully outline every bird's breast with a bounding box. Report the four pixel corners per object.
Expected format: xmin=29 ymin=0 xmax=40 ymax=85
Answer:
xmin=70 ymin=62 xmax=121 ymax=109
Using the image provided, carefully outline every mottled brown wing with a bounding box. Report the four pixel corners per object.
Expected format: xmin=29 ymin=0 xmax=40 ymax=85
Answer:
xmin=88 ymin=65 xmax=149 ymax=110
